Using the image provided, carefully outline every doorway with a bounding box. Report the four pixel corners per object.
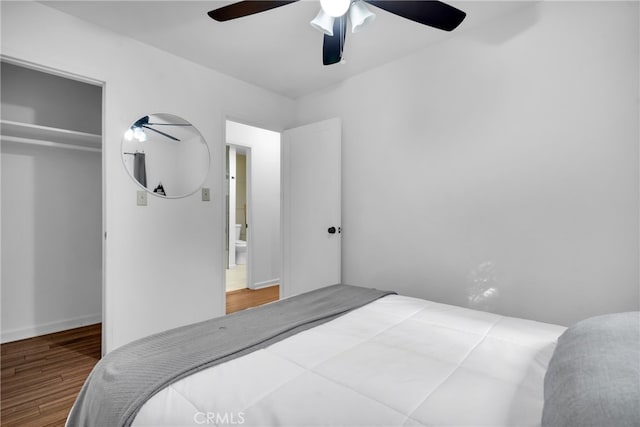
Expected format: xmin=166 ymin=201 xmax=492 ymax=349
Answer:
xmin=224 ymin=119 xmax=281 ymax=309
xmin=226 ymin=144 xmax=250 ymax=292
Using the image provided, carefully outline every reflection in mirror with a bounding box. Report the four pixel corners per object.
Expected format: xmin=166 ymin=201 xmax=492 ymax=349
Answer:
xmin=122 ymin=113 xmax=210 ymax=198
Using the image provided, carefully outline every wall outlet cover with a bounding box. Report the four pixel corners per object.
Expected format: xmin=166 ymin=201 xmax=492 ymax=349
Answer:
xmin=202 ymin=188 xmax=211 ymax=201
xmin=137 ymin=190 xmax=147 ymax=206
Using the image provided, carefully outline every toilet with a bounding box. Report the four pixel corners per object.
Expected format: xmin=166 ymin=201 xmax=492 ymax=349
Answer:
xmin=235 ymin=224 xmax=247 ymax=265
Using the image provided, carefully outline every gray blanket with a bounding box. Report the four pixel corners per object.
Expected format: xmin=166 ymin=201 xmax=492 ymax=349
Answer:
xmin=66 ymin=284 xmax=395 ymax=427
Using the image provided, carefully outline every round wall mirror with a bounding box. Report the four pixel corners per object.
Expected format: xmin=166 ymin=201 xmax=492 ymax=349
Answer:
xmin=122 ymin=113 xmax=210 ymax=198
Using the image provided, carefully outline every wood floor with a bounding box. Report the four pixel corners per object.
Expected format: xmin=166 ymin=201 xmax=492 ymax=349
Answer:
xmin=1 ymin=323 xmax=101 ymax=427
xmin=226 ymin=285 xmax=280 ymax=314
xmin=1 ymin=285 xmax=279 ymax=427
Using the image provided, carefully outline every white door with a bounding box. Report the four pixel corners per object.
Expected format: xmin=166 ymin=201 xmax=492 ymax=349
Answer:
xmin=282 ymin=118 xmax=341 ymax=297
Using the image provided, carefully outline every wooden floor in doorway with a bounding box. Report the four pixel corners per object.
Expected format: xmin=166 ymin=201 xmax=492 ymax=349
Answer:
xmin=226 ymin=285 xmax=280 ymax=314
xmin=0 ymin=285 xmax=280 ymax=426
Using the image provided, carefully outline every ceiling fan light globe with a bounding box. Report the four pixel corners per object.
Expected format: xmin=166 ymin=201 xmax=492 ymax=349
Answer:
xmin=133 ymin=127 xmax=147 ymax=142
xmin=320 ymin=0 xmax=350 ymax=18
xmin=124 ymin=128 xmax=134 ymax=141
xmin=349 ymin=0 xmax=375 ymax=33
xmin=310 ymin=9 xmax=334 ymax=36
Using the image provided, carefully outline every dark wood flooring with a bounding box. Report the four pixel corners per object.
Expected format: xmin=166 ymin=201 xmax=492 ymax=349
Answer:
xmin=1 ymin=323 xmax=101 ymax=426
xmin=1 ymin=285 xmax=279 ymax=427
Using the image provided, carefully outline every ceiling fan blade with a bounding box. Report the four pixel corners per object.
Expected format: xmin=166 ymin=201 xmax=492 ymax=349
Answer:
xmin=146 ymin=122 xmax=193 ymax=126
xmin=208 ymin=1 xmax=299 ymax=22
xmin=323 ymin=15 xmax=347 ymax=66
xmin=364 ymin=0 xmax=466 ymax=31
xmin=141 ymin=125 xmax=181 ymax=142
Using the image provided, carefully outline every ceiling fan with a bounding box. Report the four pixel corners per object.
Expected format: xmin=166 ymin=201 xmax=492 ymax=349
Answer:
xmin=207 ymin=0 xmax=466 ymax=65
xmin=125 ymin=116 xmax=193 ymax=142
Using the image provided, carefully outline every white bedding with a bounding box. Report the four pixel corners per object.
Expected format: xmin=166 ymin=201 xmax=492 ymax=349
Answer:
xmin=133 ymin=295 xmax=565 ymax=427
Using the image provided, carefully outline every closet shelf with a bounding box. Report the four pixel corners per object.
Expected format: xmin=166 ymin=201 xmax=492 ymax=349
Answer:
xmin=1 ymin=120 xmax=101 ymax=150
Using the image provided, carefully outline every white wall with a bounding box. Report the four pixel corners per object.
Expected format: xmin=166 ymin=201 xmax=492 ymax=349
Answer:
xmin=1 ymin=142 xmax=102 ymax=341
xmin=226 ymin=120 xmax=281 ymax=289
xmin=1 ymin=1 xmax=294 ymax=352
xmin=295 ymin=2 xmax=639 ymax=326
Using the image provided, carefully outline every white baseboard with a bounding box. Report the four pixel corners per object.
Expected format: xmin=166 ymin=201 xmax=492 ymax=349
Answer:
xmin=1 ymin=314 xmax=102 ymax=343
xmin=249 ymin=278 xmax=280 ymax=290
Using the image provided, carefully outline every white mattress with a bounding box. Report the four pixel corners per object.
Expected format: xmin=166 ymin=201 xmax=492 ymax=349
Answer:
xmin=133 ymin=295 xmax=565 ymax=427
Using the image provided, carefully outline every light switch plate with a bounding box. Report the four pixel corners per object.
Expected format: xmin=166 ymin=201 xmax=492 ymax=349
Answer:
xmin=202 ymin=188 xmax=211 ymax=201
xmin=136 ymin=190 xmax=147 ymax=206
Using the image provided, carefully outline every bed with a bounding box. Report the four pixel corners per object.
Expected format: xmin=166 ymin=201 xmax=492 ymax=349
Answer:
xmin=66 ymin=284 xmax=639 ymax=427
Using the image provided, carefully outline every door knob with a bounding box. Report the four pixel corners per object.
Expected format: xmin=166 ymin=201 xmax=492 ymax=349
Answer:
xmin=328 ymin=226 xmax=341 ymax=234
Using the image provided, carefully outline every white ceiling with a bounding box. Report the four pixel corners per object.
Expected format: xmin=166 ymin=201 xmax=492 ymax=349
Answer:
xmin=42 ymin=1 xmax=531 ymax=99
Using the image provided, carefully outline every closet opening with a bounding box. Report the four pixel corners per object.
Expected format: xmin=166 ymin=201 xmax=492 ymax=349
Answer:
xmin=0 ymin=60 xmax=104 ymax=349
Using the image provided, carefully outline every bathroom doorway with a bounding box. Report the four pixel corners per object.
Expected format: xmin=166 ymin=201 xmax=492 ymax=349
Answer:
xmin=223 ymin=119 xmax=281 ymax=300
xmin=226 ymin=144 xmax=249 ymax=291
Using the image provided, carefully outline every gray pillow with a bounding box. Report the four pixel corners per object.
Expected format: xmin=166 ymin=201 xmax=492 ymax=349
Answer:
xmin=542 ymin=311 xmax=640 ymax=427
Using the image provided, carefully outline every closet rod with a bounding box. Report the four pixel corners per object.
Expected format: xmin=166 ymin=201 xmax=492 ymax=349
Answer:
xmin=1 ymin=135 xmax=101 ymax=153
